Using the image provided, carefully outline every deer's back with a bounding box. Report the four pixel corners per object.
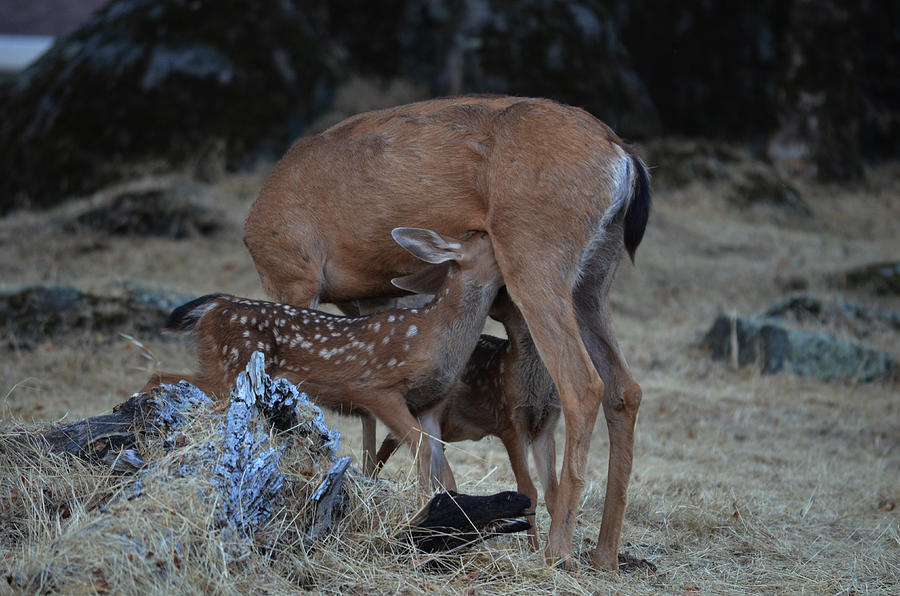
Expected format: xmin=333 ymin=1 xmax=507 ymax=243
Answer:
xmin=244 ymin=95 xmax=625 ymax=304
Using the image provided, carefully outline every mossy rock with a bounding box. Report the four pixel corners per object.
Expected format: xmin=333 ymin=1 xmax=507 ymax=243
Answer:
xmin=640 ymin=138 xmax=746 ymax=189
xmin=726 ymin=164 xmax=810 ymax=215
xmin=702 ymin=315 xmax=898 ymax=383
xmin=0 ymin=284 xmax=182 ymax=342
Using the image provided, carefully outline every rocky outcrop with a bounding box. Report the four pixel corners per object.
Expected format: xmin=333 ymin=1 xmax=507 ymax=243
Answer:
xmin=2 ymin=0 xmax=897 ymax=212
xmin=0 ymin=0 xmax=332 ymax=212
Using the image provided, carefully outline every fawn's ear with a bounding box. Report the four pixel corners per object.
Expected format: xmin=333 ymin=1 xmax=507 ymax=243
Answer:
xmin=391 ymin=263 xmax=449 ymax=294
xmin=392 ymin=228 xmax=462 ymax=264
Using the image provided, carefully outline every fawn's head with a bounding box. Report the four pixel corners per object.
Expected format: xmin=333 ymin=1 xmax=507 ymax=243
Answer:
xmin=390 ymin=228 xmax=501 ymax=294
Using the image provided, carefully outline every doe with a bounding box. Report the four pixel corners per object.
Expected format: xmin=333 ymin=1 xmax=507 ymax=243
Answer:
xmin=243 ymin=95 xmax=651 ymax=569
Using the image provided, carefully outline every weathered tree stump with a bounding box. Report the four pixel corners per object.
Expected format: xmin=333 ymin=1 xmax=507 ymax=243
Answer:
xmin=8 ymin=352 xmax=532 ymax=556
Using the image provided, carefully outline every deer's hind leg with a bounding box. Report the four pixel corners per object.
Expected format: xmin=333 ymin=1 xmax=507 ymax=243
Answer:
xmin=572 ymin=227 xmax=642 ymax=572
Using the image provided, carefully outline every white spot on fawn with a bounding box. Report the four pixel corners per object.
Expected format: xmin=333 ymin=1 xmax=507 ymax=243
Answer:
xmin=388 ymin=315 xmax=395 ymax=322
xmin=406 ymin=325 xmax=418 ymax=338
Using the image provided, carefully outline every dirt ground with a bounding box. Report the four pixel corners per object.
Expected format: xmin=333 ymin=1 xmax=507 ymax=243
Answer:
xmin=1 ymin=151 xmax=898 ymax=594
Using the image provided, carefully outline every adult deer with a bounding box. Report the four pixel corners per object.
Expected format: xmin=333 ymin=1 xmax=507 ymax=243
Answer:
xmin=143 ymin=227 xmax=504 ymax=491
xmin=376 ymin=289 xmax=560 ymax=550
xmin=243 ymin=95 xmax=651 ymax=570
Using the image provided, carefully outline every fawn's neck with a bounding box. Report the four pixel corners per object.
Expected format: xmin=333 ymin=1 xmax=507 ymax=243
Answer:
xmin=421 ymin=267 xmax=502 ymax=377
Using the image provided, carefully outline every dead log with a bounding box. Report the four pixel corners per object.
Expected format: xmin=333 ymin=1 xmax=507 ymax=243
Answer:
xmin=12 ymin=381 xmax=213 ymax=471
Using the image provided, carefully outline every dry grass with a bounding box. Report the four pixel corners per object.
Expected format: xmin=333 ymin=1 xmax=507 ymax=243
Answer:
xmin=1 ymin=152 xmax=898 ymax=594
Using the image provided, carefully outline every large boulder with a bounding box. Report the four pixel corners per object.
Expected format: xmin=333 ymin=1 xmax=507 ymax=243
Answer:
xmin=769 ymin=0 xmax=863 ymax=181
xmin=620 ymin=1 xmax=898 ymax=167
xmin=0 ymin=0 xmax=333 ymax=213
xmin=702 ymin=314 xmax=898 ymax=383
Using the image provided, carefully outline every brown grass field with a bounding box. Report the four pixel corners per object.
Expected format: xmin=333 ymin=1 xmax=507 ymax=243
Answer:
xmin=1 ymin=149 xmax=898 ymax=594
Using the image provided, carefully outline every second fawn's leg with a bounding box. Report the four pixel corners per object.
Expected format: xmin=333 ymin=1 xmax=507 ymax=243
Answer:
xmin=376 ymin=434 xmax=402 ymax=469
xmin=530 ymin=420 xmax=560 ymax=525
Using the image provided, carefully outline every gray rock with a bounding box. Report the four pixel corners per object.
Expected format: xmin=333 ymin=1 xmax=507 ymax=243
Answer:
xmin=702 ymin=315 xmax=898 ymax=383
xmin=0 ymin=284 xmax=173 ymax=341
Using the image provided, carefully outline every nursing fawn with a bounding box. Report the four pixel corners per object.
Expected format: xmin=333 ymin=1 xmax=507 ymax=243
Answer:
xmin=143 ymin=228 xmax=504 ymax=491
